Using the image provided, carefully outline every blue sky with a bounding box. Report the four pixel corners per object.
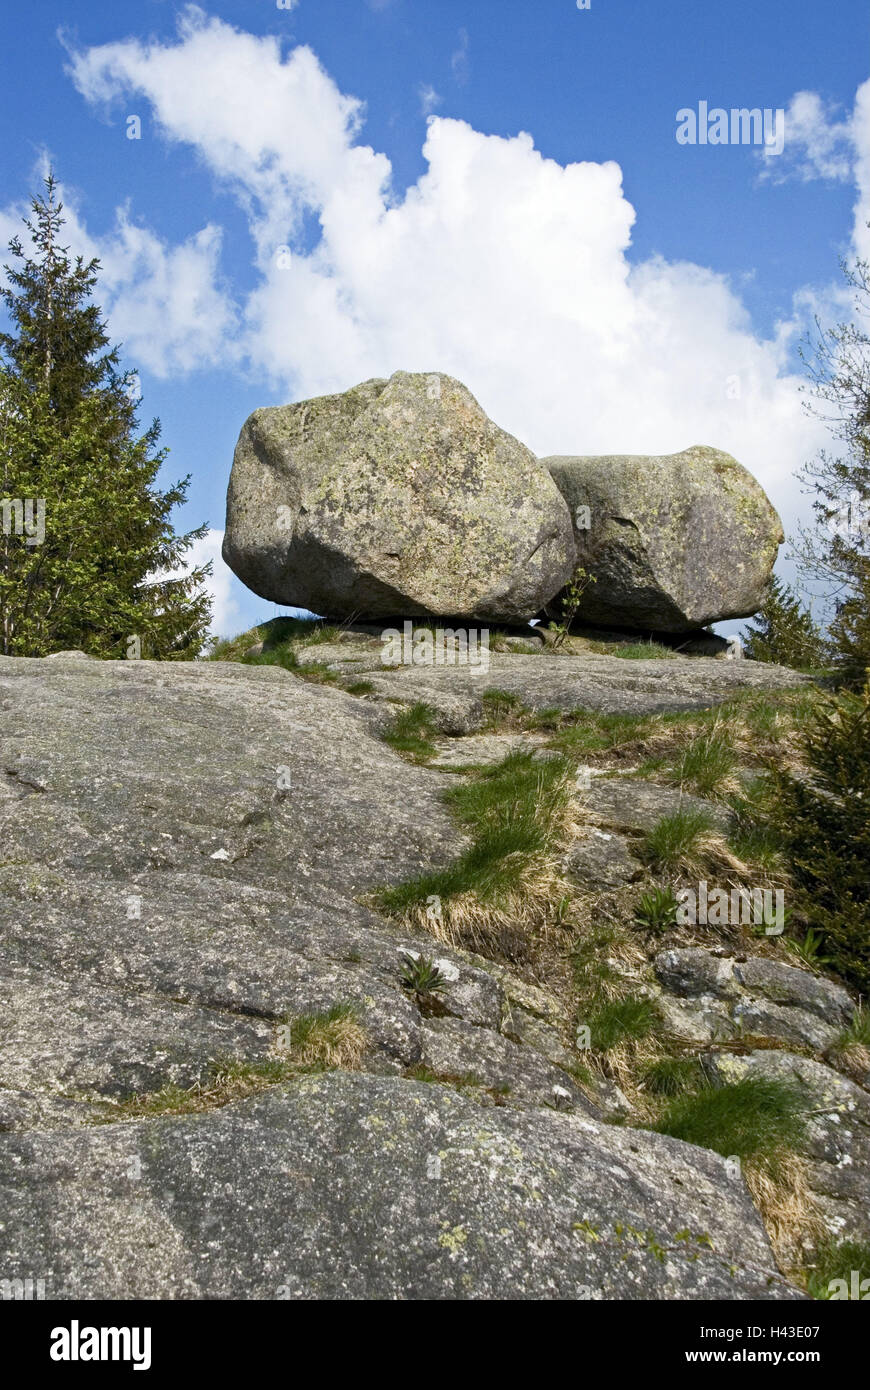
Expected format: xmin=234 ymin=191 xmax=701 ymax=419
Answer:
xmin=2 ymin=0 xmax=868 ymax=634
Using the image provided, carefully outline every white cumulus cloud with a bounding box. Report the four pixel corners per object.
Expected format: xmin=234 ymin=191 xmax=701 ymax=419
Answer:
xmin=50 ymin=8 xmax=870 ymax=550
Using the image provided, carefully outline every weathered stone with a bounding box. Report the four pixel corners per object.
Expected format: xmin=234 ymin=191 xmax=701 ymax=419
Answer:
xmin=655 ymin=948 xmax=742 ymax=1001
xmin=223 ymin=371 xmax=576 ymax=623
xmin=733 ymin=958 xmax=853 ymax=1028
xmin=0 ymin=1071 xmax=801 ymax=1299
xmin=419 ymin=1016 xmax=589 ymax=1112
xmin=566 ymin=828 xmax=644 ymax=887
xmin=545 ymin=447 xmax=784 ymax=632
xmin=580 ymin=777 xmax=732 ymax=835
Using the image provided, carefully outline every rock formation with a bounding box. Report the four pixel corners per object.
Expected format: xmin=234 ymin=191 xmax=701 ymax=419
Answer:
xmin=223 ymin=371 xmax=575 ymax=623
xmin=545 ymin=447 xmax=784 ymax=632
xmin=2 ymin=641 xmax=863 ymax=1299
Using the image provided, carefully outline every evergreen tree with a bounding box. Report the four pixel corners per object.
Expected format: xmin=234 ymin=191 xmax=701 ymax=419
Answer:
xmin=795 ymin=240 xmax=870 ymax=688
xmin=743 ymin=575 xmax=828 ymax=669
xmin=773 ymin=686 xmax=870 ymax=994
xmin=0 ymin=172 xmax=211 ymax=657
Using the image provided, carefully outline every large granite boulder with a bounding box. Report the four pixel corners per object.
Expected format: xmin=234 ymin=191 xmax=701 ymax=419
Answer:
xmin=223 ymin=371 xmax=575 ymax=623
xmin=544 ymin=447 xmax=784 ymax=632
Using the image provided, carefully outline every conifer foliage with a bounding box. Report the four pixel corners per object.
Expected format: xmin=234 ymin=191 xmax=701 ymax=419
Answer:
xmin=743 ymin=575 xmax=828 ymax=670
xmin=0 ymin=172 xmax=211 ymax=657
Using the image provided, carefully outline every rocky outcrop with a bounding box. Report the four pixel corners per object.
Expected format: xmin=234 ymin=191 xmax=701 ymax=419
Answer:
xmin=0 ymin=1070 xmax=799 ymax=1300
xmin=222 ymin=371 xmax=575 ymax=623
xmin=0 ymin=652 xmax=812 ymax=1300
xmin=652 ymin=948 xmax=854 ymax=1051
xmin=545 ymin=447 xmax=784 ymax=632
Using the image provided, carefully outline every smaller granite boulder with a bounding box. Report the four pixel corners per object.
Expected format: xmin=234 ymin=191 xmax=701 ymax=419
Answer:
xmin=544 ymin=447 xmax=784 ymax=632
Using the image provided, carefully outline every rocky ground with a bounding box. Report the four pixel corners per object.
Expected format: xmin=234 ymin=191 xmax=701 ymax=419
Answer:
xmin=0 ymin=635 xmax=865 ymax=1300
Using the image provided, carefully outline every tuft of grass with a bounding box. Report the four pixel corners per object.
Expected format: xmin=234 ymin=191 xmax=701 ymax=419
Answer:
xmin=345 ymin=679 xmax=375 ymax=696
xmin=641 ymin=807 xmax=719 ymax=876
xmin=481 ymin=688 xmax=528 ymax=729
xmin=633 ymin=883 xmax=681 ymax=934
xmin=805 ymin=1238 xmax=870 ymax=1300
xmin=653 ymin=1075 xmax=807 ymax=1166
xmin=826 ymin=1006 xmax=870 ymax=1080
xmin=641 ymin=1055 xmax=706 ymax=1097
xmin=280 ymin=1003 xmax=367 ymax=1070
xmin=587 ymin=996 xmax=662 ymax=1052
xmin=382 ymin=702 xmax=440 ymax=762
xmin=668 ymin=728 xmax=740 ymax=800
xmin=374 ymin=750 xmax=574 ymax=957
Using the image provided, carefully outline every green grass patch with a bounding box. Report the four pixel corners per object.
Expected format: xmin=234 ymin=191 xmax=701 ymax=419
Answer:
xmin=805 ymin=1238 xmax=870 ymax=1299
xmin=586 ymin=996 xmax=662 ymax=1052
xmin=668 ymin=729 xmax=739 ymax=800
xmin=641 ymin=808 xmax=717 ymax=875
xmin=382 ymin=702 xmax=440 ymax=762
xmin=641 ymin=1055 xmax=706 ymax=1097
xmin=653 ymin=1075 xmax=807 ymax=1163
xmin=374 ymin=750 xmax=572 ymax=951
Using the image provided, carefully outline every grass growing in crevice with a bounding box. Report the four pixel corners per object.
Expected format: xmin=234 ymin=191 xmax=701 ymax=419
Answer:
xmin=805 ymin=1238 xmax=870 ymax=1299
xmin=651 ymin=1072 xmax=822 ymax=1266
xmin=92 ymin=1006 xmax=366 ymax=1122
xmin=280 ymin=1003 xmax=367 ymax=1069
xmin=92 ymin=1057 xmax=303 ymax=1122
xmin=653 ymin=1074 xmax=807 ymax=1159
xmin=381 ymin=702 xmax=440 ymax=762
xmin=826 ymin=1006 xmax=870 ymax=1081
xmin=372 ymin=750 xmax=574 ymax=959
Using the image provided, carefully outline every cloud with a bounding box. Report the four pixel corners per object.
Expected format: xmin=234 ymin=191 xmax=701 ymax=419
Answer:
xmin=55 ymin=9 xmax=870 ymax=550
xmin=450 ymin=27 xmax=470 ymax=86
xmin=0 ymin=163 xmax=237 ymax=377
xmin=183 ymin=528 xmax=241 ymax=637
xmin=759 ymin=79 xmax=870 ymax=259
xmin=761 ymin=89 xmax=855 ymax=182
xmin=418 ymin=84 xmax=442 ymax=117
